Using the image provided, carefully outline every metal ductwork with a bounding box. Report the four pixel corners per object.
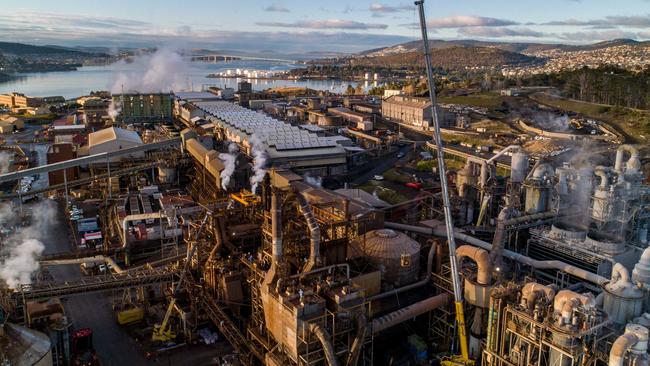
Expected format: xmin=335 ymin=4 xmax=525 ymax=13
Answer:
xmin=384 ymin=221 xmax=608 ymax=285
xmin=371 ymin=293 xmax=449 ymax=334
xmin=296 ymin=192 xmax=321 ymax=273
xmin=615 ymin=144 xmax=641 ymax=173
xmin=553 ymin=290 xmax=595 ymax=326
xmin=609 ymin=324 xmax=649 ymax=366
xmin=264 ymin=190 xmax=282 ymax=286
xmin=520 ymin=283 xmax=556 ymax=312
xmin=309 ymin=323 xmax=339 ymax=366
xmin=457 ymin=245 xmax=491 ymax=285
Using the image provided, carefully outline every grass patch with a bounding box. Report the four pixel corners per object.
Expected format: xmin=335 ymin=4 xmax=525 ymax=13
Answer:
xmin=470 ymin=119 xmax=516 ymax=134
xmin=383 ymin=168 xmax=412 ymax=184
xmin=358 ymin=183 xmax=407 ymax=205
xmin=439 ymin=93 xmax=504 ymax=108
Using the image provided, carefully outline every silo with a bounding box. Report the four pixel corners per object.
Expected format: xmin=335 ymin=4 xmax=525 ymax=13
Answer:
xmin=348 ymin=229 xmax=420 ymax=287
xmin=509 ymin=151 xmax=528 ymax=183
xmin=1 ymin=323 xmax=52 ymax=366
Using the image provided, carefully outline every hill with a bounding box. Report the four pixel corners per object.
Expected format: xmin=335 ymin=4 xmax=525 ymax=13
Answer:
xmin=0 ymin=42 xmax=92 ymax=56
xmin=360 ymin=38 xmax=650 ymax=57
xmin=352 ymin=46 xmax=539 ymax=70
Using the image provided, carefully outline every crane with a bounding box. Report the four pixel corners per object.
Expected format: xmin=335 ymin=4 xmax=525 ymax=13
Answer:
xmin=414 ymin=1 xmax=474 ymax=365
xmin=152 ymin=211 xmax=212 ymax=344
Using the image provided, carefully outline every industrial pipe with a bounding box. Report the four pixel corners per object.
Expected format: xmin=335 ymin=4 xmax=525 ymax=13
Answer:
xmin=296 ymin=193 xmax=321 ymax=273
xmin=521 ymin=283 xmax=556 ymax=311
xmin=531 ymin=163 xmax=554 ymax=180
xmin=456 ymin=245 xmax=491 ymax=285
xmin=371 ymin=293 xmax=449 ymax=334
xmin=611 ymin=263 xmax=631 ymax=284
xmin=384 ymin=221 xmax=608 ymax=285
xmin=309 ymin=323 xmax=339 ymax=366
xmin=486 ymin=145 xmax=520 ymax=165
xmin=553 ymin=290 xmax=595 ymax=325
xmin=489 ymin=207 xmax=518 ymax=268
xmin=594 ymin=166 xmax=611 ymax=189
xmin=346 ymin=314 xmax=367 ymax=366
xmin=615 ymin=144 xmax=640 ymax=173
xmin=264 ymin=191 xmax=283 ymax=287
xmin=609 ymin=324 xmax=648 ymax=366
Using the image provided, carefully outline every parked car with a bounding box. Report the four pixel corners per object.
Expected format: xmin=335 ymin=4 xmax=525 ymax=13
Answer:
xmin=373 ymin=175 xmax=384 ymax=181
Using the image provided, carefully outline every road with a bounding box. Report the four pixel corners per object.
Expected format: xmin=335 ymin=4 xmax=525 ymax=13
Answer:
xmin=42 ymin=200 xmax=151 ymax=366
xmin=351 ymin=145 xmax=412 ymax=185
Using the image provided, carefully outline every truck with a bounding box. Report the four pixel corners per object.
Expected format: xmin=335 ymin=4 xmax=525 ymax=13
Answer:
xmin=71 ymin=328 xmax=99 ymax=366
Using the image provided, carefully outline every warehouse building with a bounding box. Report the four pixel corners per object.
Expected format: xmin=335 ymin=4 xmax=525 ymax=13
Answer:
xmin=189 ymin=100 xmax=349 ymax=176
xmin=381 ymin=95 xmax=432 ymax=129
xmin=87 ymin=127 xmax=144 ymax=159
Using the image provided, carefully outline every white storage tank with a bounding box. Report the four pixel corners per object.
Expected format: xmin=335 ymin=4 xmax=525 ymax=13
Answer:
xmin=510 ymin=151 xmax=528 ymax=183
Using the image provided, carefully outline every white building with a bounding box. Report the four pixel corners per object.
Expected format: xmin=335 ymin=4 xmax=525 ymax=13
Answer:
xmin=88 ymin=127 xmax=144 ymax=159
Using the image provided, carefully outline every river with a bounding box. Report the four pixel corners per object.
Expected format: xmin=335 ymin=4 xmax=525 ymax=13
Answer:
xmin=0 ymin=60 xmax=379 ymax=99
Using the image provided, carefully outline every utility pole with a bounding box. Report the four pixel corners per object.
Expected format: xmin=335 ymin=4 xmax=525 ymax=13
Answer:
xmin=415 ymin=1 xmax=472 ymax=365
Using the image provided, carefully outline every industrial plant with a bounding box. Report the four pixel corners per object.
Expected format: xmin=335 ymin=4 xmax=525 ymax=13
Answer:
xmin=1 ymin=2 xmax=650 ymax=366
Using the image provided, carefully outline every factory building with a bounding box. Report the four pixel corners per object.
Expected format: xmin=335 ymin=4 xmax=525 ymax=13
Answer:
xmin=381 ymin=95 xmax=433 ymax=129
xmin=190 ymin=100 xmax=349 ymax=176
xmin=0 ymin=92 xmax=43 ymax=108
xmin=87 ymin=127 xmax=144 ymax=159
xmin=113 ymin=93 xmax=173 ymax=122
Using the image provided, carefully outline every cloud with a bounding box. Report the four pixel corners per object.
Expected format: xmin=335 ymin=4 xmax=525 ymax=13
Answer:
xmin=256 ymin=19 xmax=388 ymax=30
xmin=559 ymin=29 xmax=643 ymax=41
xmin=264 ymin=4 xmax=290 ymax=13
xmin=427 ymin=15 xmax=519 ymax=28
xmin=369 ymin=3 xmax=412 ymax=14
xmin=542 ymin=15 xmax=650 ymax=28
xmin=459 ymin=27 xmax=547 ymax=38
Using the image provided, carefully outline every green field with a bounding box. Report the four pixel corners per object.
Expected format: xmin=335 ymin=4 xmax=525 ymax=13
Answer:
xmin=439 ymin=92 xmax=505 ymax=108
xmin=529 ymin=92 xmax=650 ymax=143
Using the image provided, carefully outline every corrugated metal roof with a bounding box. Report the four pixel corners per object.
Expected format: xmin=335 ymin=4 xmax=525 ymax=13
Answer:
xmin=88 ymin=127 xmax=142 ymax=147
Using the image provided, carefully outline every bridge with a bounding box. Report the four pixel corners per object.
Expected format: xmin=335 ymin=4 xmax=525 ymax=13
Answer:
xmin=188 ymin=54 xmax=295 ymax=63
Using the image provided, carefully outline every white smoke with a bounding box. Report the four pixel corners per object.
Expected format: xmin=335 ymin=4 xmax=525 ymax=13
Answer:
xmin=533 ymin=112 xmax=570 ymax=132
xmin=249 ymin=134 xmax=267 ymax=194
xmin=219 ymin=143 xmax=239 ymax=190
xmin=304 ymin=174 xmax=322 ymax=187
xmin=108 ymin=97 xmax=122 ymax=120
xmin=109 ymin=48 xmax=190 ymax=94
xmin=0 ymin=151 xmax=11 ymax=173
xmin=0 ymin=239 xmax=45 ymax=289
xmin=0 ymin=200 xmax=56 ymax=289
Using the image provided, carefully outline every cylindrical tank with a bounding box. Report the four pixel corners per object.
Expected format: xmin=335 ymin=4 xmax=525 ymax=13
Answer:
xmin=603 ymin=279 xmax=644 ymax=325
xmin=549 ymin=332 xmax=577 ymax=366
xmin=510 ymin=151 xmax=528 ymax=183
xmin=348 ymin=229 xmax=420 ymax=287
xmin=456 ymin=163 xmax=476 ymax=198
xmin=524 ymin=180 xmax=550 ymax=214
xmin=1 ymin=323 xmax=52 ymax=366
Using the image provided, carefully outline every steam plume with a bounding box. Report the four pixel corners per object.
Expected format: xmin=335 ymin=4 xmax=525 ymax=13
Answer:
xmin=249 ymin=134 xmax=267 ymax=194
xmin=0 ymin=151 xmax=11 ymax=174
xmin=304 ymin=174 xmax=322 ymax=187
xmin=108 ymin=96 xmax=122 ymax=120
xmin=109 ymin=48 xmax=190 ymax=94
xmin=219 ymin=143 xmax=239 ymax=190
xmin=0 ymin=200 xmax=56 ymax=289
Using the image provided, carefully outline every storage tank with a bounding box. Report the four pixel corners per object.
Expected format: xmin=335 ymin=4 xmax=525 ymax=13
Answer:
xmin=509 ymin=151 xmax=528 ymax=183
xmin=603 ymin=265 xmax=644 ymax=324
xmin=348 ymin=229 xmax=420 ymax=286
xmin=1 ymin=323 xmax=52 ymax=366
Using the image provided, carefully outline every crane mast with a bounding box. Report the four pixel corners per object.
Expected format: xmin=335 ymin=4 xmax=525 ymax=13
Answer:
xmin=415 ymin=1 xmax=473 ymax=364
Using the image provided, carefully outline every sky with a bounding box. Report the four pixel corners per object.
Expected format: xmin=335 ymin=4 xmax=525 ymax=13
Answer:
xmin=1 ymin=0 xmax=650 ymax=54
